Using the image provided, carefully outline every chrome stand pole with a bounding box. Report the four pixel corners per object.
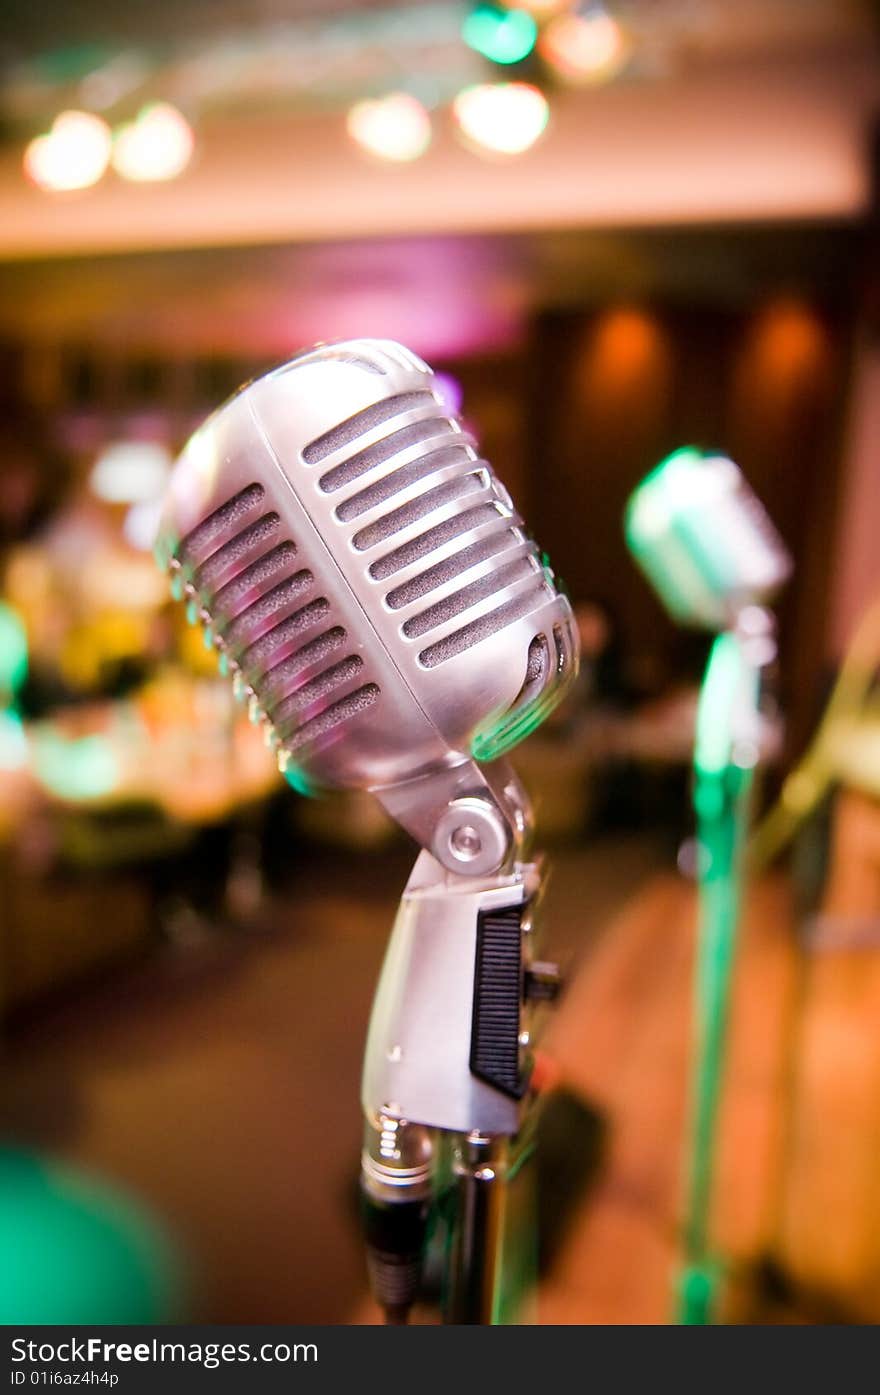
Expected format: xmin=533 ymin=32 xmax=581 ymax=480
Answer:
xmin=446 ymin=1132 xmax=511 ymax=1324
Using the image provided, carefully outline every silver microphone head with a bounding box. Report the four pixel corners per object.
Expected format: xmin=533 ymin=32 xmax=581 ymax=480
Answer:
xmin=156 ymin=339 xmax=577 ymax=819
xmin=625 ymin=447 xmax=791 ymax=631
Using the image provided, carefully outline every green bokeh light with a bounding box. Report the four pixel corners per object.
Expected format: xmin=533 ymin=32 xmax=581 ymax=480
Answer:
xmin=0 ymin=1148 xmax=181 ymax=1324
xmin=0 ymin=710 xmax=28 ymax=771
xmin=462 ymin=5 xmax=537 ymax=65
xmin=0 ymin=602 xmax=28 ymax=703
xmin=32 ymin=731 xmax=120 ymax=802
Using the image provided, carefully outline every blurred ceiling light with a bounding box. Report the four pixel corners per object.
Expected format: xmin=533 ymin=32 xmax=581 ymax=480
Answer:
xmin=89 ymin=441 xmax=172 ymax=505
xmin=539 ymin=4 xmax=631 ymax=85
xmin=23 ymin=110 xmax=112 ymax=192
xmin=462 ymin=5 xmax=538 ymax=66
xmin=346 ymin=91 xmax=432 ymax=162
xmin=112 ymin=103 xmax=194 ymax=182
xmin=452 ymin=81 xmax=549 ymax=156
xmin=515 ymin=0 xmax=573 ymax=15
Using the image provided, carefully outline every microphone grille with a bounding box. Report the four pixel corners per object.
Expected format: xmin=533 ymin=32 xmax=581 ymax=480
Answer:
xmin=305 ymin=389 xmax=550 ymax=671
xmin=166 ymin=480 xmax=380 ymax=768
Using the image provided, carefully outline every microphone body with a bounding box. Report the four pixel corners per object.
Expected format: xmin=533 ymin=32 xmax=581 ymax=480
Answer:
xmin=158 ymin=339 xmax=578 ymax=1322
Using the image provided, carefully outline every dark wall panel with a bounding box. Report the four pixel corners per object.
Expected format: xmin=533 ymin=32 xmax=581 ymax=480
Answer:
xmin=526 ymin=301 xmax=852 ymax=749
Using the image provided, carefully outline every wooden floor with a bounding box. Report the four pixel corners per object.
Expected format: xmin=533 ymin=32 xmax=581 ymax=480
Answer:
xmin=1 ymin=837 xmax=809 ymax=1324
xmin=540 ymin=871 xmax=799 ymax=1323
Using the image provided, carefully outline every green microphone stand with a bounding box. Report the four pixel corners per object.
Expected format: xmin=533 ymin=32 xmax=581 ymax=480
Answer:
xmin=678 ymin=625 xmax=763 ymax=1323
xmin=625 ymin=448 xmax=789 ymax=1324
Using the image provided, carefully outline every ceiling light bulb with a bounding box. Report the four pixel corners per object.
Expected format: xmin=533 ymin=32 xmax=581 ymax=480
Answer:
xmin=23 ymin=110 xmax=112 ymax=192
xmin=347 ymin=92 xmax=432 ymax=163
xmin=112 ymin=103 xmax=194 ymax=182
xmin=539 ymin=6 xmax=631 ymax=84
xmin=453 ymin=82 xmax=549 ymax=156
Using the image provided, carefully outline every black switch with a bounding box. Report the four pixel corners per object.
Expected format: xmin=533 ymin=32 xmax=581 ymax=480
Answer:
xmin=470 ymin=904 xmax=526 ymax=1099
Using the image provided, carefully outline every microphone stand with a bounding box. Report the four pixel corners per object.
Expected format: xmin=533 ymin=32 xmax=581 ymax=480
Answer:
xmin=359 ymin=760 xmax=559 ymax=1324
xmin=677 ymin=610 xmax=776 ymax=1324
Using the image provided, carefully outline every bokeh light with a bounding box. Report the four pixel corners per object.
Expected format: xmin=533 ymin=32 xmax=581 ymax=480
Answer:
xmin=462 ymin=6 xmax=538 ymax=67
xmin=90 ymin=442 xmax=173 ymax=505
xmin=517 ymin=0 xmax=573 ymax=15
xmin=346 ymin=92 xmax=432 ymax=163
xmin=31 ymin=730 xmax=120 ymax=802
xmin=452 ymin=82 xmax=550 ymax=156
xmin=123 ymin=499 xmax=165 ymax=553
xmin=112 ymin=104 xmax=195 ymax=183
xmin=0 ymin=711 xmax=28 ymax=772
xmin=23 ymin=111 xmax=112 ymax=193
xmin=0 ymin=602 xmax=28 ymax=703
xmin=539 ymin=5 xmax=631 ymax=85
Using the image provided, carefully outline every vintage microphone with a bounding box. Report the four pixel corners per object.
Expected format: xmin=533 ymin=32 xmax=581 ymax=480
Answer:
xmin=156 ymin=339 xmax=578 ymax=1322
xmin=626 ymin=447 xmax=791 ymax=1323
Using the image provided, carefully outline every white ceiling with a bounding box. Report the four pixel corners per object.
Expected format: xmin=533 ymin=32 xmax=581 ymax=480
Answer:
xmin=0 ymin=46 xmax=875 ymax=262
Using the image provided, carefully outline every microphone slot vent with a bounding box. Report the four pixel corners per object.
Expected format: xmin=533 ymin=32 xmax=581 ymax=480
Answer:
xmin=193 ymin=513 xmax=282 ymax=592
xmin=369 ymin=502 xmax=510 ymax=582
xmin=179 ymin=483 xmax=266 ymax=566
xmin=527 ymin=633 xmax=550 ymax=685
xmin=261 ymin=627 xmax=348 ymax=710
xmin=223 ymin=570 xmax=315 ymax=651
xmin=286 ymin=683 xmax=381 ymax=752
xmin=401 ymin=557 xmax=538 ymax=639
xmin=385 ymin=531 xmax=520 ymax=610
xmin=273 ymin=655 xmax=366 ymax=730
xmin=418 ymin=583 xmax=549 ymax=669
xmin=335 ymin=444 xmax=473 ymax=522
xmin=303 ymin=392 xmax=435 ymax=464
xmin=212 ymin=542 xmax=298 ymax=622
xmin=353 ymin=472 xmax=484 ymax=553
xmin=238 ymin=597 xmax=331 ymax=677
xmin=318 ymin=418 xmax=464 ymax=494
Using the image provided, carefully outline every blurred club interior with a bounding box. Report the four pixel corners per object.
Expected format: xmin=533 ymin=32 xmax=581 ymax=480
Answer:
xmin=0 ymin=0 xmax=879 ymax=1325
